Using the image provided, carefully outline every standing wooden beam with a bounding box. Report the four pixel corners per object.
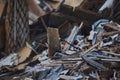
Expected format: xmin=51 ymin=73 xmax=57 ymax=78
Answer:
xmin=47 ymin=27 xmax=60 ymax=58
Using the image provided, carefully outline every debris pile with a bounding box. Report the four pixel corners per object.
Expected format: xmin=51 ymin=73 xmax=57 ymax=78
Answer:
xmin=0 ymin=0 xmax=120 ymax=80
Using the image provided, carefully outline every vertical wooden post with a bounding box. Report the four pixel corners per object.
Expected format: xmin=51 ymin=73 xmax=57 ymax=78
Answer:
xmin=47 ymin=27 xmax=60 ymax=58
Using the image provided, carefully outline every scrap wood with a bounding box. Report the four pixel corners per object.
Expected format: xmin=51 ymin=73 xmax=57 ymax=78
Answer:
xmin=47 ymin=27 xmax=60 ymax=58
xmin=62 ymin=58 xmax=82 ymax=61
xmin=103 ymin=23 xmax=120 ymax=32
xmin=41 ymin=63 xmax=61 ymax=67
xmin=68 ymin=61 xmax=83 ymax=76
xmin=96 ymin=58 xmax=120 ymax=62
xmin=18 ymin=45 xmax=32 ymax=64
xmin=62 ymin=56 xmax=120 ymax=62
xmin=82 ymin=42 xmax=100 ymax=54
xmin=79 ymin=64 xmax=90 ymax=72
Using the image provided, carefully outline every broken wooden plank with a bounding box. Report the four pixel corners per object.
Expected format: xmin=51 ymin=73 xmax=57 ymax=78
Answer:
xmin=47 ymin=27 xmax=60 ymax=58
xmin=18 ymin=44 xmax=32 ymax=64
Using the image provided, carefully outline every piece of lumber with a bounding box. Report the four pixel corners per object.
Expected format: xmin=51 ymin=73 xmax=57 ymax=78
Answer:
xmin=82 ymin=42 xmax=100 ymax=54
xmin=47 ymin=27 xmax=60 ymax=58
xmin=103 ymin=23 xmax=120 ymax=32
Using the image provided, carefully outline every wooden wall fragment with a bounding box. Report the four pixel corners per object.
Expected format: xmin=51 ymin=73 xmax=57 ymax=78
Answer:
xmin=5 ymin=0 xmax=30 ymax=54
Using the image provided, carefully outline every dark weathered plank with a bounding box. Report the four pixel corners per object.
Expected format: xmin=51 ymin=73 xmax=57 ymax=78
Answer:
xmin=47 ymin=27 xmax=60 ymax=58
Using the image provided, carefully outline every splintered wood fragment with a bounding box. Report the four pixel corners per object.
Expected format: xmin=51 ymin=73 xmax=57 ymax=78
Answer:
xmin=58 ymin=75 xmax=80 ymax=80
xmin=82 ymin=42 xmax=100 ymax=54
xmin=63 ymin=22 xmax=84 ymax=52
xmin=103 ymin=23 xmax=120 ymax=32
xmin=47 ymin=27 xmax=60 ymax=58
xmin=18 ymin=46 xmax=32 ymax=64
